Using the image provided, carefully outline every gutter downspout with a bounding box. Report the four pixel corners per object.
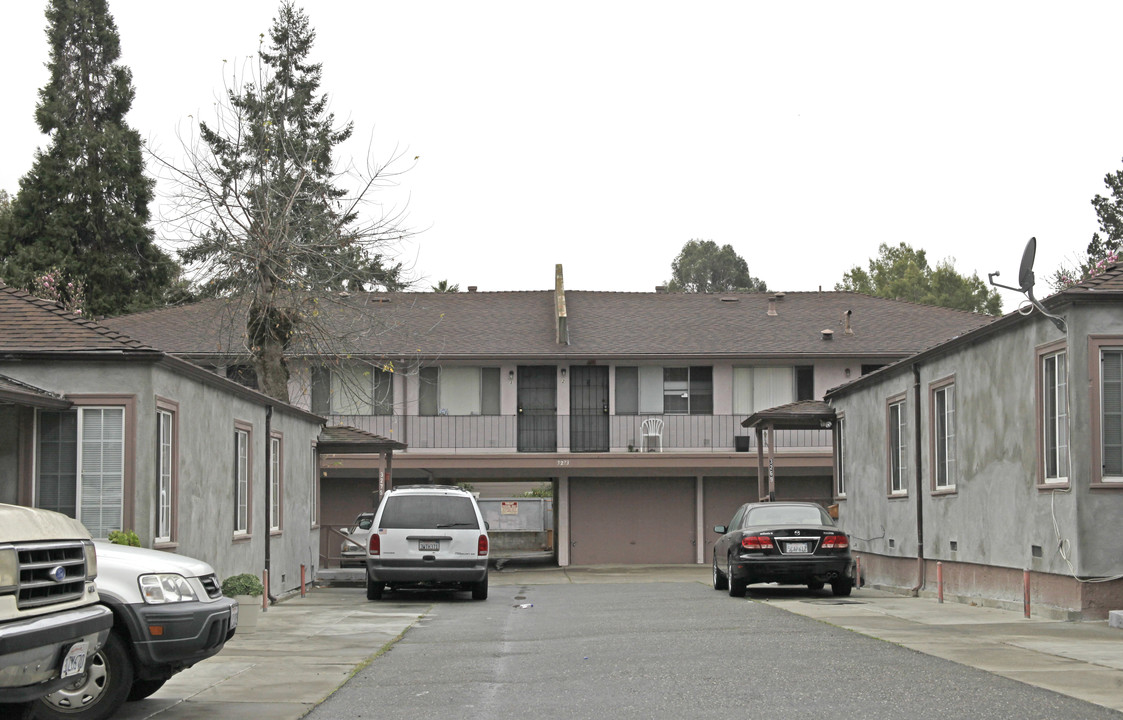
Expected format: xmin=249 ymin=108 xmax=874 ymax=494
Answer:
xmin=910 ymin=364 xmax=925 ymax=596
xmin=264 ymin=405 xmax=277 ymax=605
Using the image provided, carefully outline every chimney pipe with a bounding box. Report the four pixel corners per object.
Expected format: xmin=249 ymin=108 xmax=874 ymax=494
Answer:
xmin=767 ymin=296 xmax=778 ymax=316
xmin=467 ymin=286 xmax=477 ymax=293
xmin=844 ymin=310 xmax=853 ymax=335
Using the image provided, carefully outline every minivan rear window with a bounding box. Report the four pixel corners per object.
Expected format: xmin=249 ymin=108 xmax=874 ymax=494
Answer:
xmin=379 ymin=496 xmax=480 ymax=529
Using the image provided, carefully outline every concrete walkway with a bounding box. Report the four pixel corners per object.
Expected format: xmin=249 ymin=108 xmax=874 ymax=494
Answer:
xmin=115 ymin=565 xmax=1123 ymax=718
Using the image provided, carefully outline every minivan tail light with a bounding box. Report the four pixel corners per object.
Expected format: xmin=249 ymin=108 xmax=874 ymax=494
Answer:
xmin=741 ymin=535 xmax=774 ymax=550
xmin=478 ymin=534 xmax=489 ymax=556
xmin=369 ymin=534 xmax=380 ymax=556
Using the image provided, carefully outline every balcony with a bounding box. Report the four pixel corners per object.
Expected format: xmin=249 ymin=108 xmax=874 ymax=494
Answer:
xmin=327 ymin=414 xmax=832 ymax=453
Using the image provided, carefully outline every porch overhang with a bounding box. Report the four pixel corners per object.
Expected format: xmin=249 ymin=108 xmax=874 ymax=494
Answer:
xmin=0 ymin=375 xmax=72 ymax=410
xmin=742 ymin=400 xmax=837 ymax=501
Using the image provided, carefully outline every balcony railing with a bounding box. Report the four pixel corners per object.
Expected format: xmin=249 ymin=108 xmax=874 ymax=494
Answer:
xmin=328 ymin=414 xmax=832 ymax=453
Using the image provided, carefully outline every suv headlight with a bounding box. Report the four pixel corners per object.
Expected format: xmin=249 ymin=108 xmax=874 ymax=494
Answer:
xmin=139 ymin=574 xmax=200 ymax=604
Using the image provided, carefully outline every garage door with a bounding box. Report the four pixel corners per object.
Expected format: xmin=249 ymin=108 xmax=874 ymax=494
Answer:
xmin=569 ymin=477 xmax=695 ymax=565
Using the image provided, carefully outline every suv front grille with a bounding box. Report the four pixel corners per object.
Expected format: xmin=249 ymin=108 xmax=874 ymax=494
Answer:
xmin=200 ymin=573 xmax=221 ymax=599
xmin=17 ymin=541 xmax=88 ymax=610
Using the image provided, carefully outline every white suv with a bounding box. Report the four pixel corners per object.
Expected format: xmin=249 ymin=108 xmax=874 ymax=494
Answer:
xmin=365 ymin=486 xmax=489 ymax=601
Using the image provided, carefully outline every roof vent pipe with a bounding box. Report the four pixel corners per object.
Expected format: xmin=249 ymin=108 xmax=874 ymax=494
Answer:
xmin=767 ymin=297 xmax=778 ymax=316
xmin=844 ymin=310 xmax=853 ymax=335
xmin=467 ymin=286 xmax=477 ymax=293
xmin=822 ymin=329 xmax=834 ymax=341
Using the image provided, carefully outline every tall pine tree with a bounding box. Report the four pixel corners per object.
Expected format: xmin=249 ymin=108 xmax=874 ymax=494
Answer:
xmin=170 ymin=2 xmax=406 ymax=401
xmin=0 ymin=0 xmax=176 ymax=317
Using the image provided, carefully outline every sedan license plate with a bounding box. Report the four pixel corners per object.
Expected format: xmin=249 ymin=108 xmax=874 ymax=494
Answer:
xmin=418 ymin=540 xmax=440 ymax=552
xmin=61 ymin=641 xmax=89 ymax=679
xmin=785 ymin=542 xmax=810 ymax=554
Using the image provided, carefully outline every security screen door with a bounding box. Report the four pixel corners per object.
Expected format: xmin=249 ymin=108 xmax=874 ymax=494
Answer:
xmin=569 ymin=366 xmax=609 ymax=452
xmin=517 ymin=366 xmax=557 ymax=452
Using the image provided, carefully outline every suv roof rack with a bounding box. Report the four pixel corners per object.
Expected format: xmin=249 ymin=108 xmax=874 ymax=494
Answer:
xmin=389 ymin=484 xmax=467 ymax=492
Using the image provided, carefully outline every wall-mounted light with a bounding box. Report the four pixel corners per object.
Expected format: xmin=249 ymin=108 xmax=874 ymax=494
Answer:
xmin=508 ymin=370 xmax=515 ymax=384
xmin=844 ymin=368 xmax=851 ymax=378
xmin=560 ymin=368 xmax=567 ymax=383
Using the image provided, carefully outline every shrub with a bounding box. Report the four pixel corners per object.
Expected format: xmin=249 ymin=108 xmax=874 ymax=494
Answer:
xmin=107 ymin=530 xmax=141 ymax=546
xmin=221 ymin=573 xmax=264 ymax=597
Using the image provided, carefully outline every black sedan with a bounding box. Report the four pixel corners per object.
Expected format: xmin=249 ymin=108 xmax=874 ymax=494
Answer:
xmin=711 ymin=502 xmax=854 ymax=597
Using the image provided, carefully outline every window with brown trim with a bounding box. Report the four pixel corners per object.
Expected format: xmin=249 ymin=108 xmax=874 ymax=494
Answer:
xmin=155 ymin=398 xmax=179 ymax=544
xmin=930 ymin=378 xmax=956 ymax=492
xmin=270 ymin=433 xmax=283 ymax=533
xmin=234 ymin=421 xmax=253 ymax=536
xmin=1037 ymin=344 xmax=1068 ymax=486
xmin=887 ymin=395 xmax=907 ymax=495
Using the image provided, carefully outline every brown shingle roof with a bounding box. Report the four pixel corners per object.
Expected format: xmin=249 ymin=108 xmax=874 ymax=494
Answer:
xmin=105 ymin=290 xmax=995 ymax=361
xmin=318 ymin=425 xmax=406 ymax=452
xmin=0 ymin=284 xmax=158 ymax=355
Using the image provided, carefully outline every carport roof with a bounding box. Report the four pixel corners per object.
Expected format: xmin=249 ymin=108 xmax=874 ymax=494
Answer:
xmin=742 ymin=400 xmax=836 ymax=430
xmin=318 ymin=425 xmax=406 ymax=453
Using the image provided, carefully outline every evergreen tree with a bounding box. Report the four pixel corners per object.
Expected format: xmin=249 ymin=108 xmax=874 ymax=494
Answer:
xmin=1052 ymin=161 xmax=1123 ymax=290
xmin=666 ymin=239 xmax=768 ymax=293
xmin=837 ymin=242 xmax=1002 ymax=315
xmin=0 ymin=0 xmax=176 ymax=317
xmin=168 ymin=2 xmax=407 ymax=401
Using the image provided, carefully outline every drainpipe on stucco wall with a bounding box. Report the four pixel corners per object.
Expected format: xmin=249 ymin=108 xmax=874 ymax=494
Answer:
xmin=910 ymin=364 xmax=925 ymax=596
xmin=264 ymin=404 xmax=277 ymax=605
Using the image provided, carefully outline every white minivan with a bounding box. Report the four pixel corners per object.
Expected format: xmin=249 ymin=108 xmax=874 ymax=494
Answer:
xmin=365 ymin=485 xmax=489 ymax=601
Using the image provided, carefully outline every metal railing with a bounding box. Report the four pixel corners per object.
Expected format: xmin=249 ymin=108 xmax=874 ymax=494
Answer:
xmin=328 ymin=414 xmax=832 ymax=453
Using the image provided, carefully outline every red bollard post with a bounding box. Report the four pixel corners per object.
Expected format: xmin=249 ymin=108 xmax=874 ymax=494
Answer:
xmin=855 ymin=556 xmax=861 ymax=589
xmin=937 ymin=561 xmax=943 ymax=603
xmin=262 ymin=570 xmax=269 ymax=613
xmin=1024 ymin=569 xmax=1031 ymax=618
xmin=301 ymin=564 xmax=306 ymax=598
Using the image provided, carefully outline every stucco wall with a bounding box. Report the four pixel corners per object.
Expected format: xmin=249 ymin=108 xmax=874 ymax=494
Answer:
xmin=834 ymin=302 xmax=1123 ymax=602
xmin=5 ymin=360 xmax=322 ymax=597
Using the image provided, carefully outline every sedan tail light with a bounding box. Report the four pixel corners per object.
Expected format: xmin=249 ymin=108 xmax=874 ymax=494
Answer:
xmin=821 ymin=534 xmax=849 ymax=550
xmin=368 ymin=534 xmax=381 ymax=556
xmin=741 ymin=535 xmax=774 ymax=550
xmin=478 ymin=534 xmax=489 ymax=556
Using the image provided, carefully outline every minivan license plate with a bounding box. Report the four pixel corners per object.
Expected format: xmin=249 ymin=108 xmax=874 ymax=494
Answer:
xmin=786 ymin=542 xmax=810 ymax=554
xmin=61 ymin=641 xmax=89 ymax=678
xmin=419 ymin=540 xmax=439 ymax=551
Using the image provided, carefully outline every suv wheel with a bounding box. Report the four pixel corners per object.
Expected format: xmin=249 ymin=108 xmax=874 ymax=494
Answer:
xmin=36 ymin=630 xmax=133 ymax=720
xmin=366 ymin=576 xmax=383 ymax=601
xmin=471 ymin=574 xmax=488 ymax=601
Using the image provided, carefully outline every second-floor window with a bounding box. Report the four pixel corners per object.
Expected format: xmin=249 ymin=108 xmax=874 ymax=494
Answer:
xmin=616 ymin=366 xmax=713 ymax=415
xmin=418 ymin=367 xmax=500 ymax=415
xmin=310 ymin=364 xmax=394 ymax=415
xmin=733 ymin=366 xmax=813 ymax=415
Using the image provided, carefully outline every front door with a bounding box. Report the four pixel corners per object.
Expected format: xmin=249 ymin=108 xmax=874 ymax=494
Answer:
xmin=569 ymin=366 xmax=608 ymax=452
xmin=517 ymin=366 xmax=557 ymax=452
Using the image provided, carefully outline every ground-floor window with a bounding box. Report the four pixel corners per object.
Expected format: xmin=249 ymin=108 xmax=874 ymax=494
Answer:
xmin=37 ymin=407 xmax=125 ymax=538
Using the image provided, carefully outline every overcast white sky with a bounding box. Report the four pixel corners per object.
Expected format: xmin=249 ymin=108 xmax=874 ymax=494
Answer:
xmin=2 ymin=1 xmax=1122 ymax=312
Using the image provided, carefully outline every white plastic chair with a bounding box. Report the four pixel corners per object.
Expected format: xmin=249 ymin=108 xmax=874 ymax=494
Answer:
xmin=640 ymin=417 xmax=663 ymax=452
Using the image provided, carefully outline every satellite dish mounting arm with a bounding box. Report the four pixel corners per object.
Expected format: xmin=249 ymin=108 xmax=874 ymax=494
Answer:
xmin=988 ymin=237 xmax=1066 ymax=332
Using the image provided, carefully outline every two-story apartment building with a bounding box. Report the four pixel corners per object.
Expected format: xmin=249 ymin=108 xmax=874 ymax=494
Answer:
xmin=106 ymin=267 xmax=994 ymax=566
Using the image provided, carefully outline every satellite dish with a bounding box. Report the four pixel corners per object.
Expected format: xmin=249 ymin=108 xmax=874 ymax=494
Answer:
xmin=1017 ymin=236 xmax=1037 ymax=292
